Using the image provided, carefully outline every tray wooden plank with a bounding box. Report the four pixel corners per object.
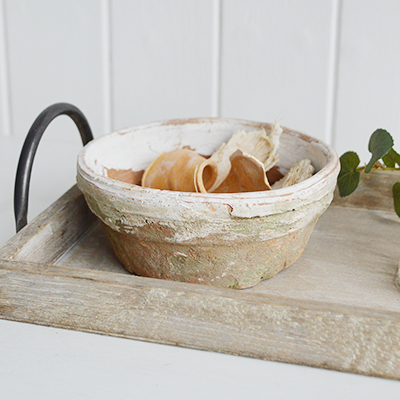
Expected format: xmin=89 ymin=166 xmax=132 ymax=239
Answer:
xmin=1 ymin=183 xmax=400 ymax=380
xmin=0 ymin=186 xmax=96 ymax=264
xmin=56 ymin=205 xmax=400 ymax=314
xmin=1 ymin=258 xmax=400 ymax=379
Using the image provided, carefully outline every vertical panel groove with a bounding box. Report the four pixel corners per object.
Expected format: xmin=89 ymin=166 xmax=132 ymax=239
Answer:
xmin=101 ymin=0 xmax=113 ymax=134
xmin=0 ymin=0 xmax=12 ymax=136
xmin=211 ymin=0 xmax=222 ymax=117
xmin=325 ymin=0 xmax=342 ymax=146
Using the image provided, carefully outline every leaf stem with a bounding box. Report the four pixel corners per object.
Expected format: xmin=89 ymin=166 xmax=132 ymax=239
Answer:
xmin=356 ymin=166 xmax=400 ymax=172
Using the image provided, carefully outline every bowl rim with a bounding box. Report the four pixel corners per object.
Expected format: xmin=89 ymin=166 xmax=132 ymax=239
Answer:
xmin=77 ymin=117 xmax=340 ymax=204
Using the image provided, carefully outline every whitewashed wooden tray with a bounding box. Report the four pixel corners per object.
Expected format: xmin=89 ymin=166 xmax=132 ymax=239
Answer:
xmin=1 ymin=175 xmax=400 ymax=380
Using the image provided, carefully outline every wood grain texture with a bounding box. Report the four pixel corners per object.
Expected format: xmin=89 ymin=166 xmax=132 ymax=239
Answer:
xmin=1 ymin=181 xmax=400 ymax=379
xmin=56 ymin=199 xmax=400 ymax=312
xmin=1 ymin=257 xmax=399 ymax=379
xmin=0 ymin=185 xmax=96 ymax=263
xmin=332 ymin=170 xmax=400 ymax=212
xmin=57 ymin=222 xmax=128 ymax=274
xmin=55 ymin=199 xmax=400 ymax=306
xmin=0 ymin=137 xmax=91 ymax=248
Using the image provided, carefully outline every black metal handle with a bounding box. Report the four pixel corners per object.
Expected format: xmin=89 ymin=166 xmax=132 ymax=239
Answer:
xmin=14 ymin=103 xmax=94 ymax=232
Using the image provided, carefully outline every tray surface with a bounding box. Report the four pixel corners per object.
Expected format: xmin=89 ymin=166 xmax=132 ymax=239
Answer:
xmin=1 ymin=183 xmax=400 ymax=380
xmin=57 ymin=206 xmax=400 ymax=314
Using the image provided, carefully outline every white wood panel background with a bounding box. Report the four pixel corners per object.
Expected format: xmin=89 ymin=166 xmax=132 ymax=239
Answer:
xmin=335 ymin=0 xmax=400 ymax=161
xmin=112 ymin=0 xmax=215 ymax=128
xmin=1 ymin=0 xmax=400 ymax=243
xmin=220 ymin=0 xmax=335 ymax=143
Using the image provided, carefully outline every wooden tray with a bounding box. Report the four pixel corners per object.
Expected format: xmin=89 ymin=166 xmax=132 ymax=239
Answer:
xmin=1 ymin=175 xmax=400 ymax=380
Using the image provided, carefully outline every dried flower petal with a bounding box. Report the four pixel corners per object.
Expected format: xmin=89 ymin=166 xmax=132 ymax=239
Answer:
xmin=213 ymin=150 xmax=271 ymax=193
xmin=208 ymin=121 xmax=282 ymax=192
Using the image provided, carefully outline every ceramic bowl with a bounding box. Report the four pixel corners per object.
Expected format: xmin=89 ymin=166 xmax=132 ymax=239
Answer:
xmin=77 ymin=118 xmax=339 ymax=289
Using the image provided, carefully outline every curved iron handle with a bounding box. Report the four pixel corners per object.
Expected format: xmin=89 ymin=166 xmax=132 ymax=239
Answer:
xmin=14 ymin=102 xmax=94 ymax=232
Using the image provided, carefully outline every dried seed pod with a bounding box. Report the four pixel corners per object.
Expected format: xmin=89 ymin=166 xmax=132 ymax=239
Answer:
xmin=142 ymin=148 xmax=218 ymax=192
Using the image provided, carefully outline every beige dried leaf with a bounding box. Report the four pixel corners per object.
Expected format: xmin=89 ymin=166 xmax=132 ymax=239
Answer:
xmin=272 ymin=159 xmax=314 ymax=189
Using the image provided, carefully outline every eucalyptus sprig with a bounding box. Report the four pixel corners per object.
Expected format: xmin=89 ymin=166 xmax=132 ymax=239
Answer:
xmin=337 ymin=129 xmax=400 ymax=217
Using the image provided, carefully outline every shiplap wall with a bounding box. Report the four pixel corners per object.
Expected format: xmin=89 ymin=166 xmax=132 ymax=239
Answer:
xmin=1 ymin=0 xmax=400 ymax=242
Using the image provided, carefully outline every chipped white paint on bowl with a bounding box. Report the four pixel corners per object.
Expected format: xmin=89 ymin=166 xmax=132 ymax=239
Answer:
xmin=77 ymin=118 xmax=340 ymax=289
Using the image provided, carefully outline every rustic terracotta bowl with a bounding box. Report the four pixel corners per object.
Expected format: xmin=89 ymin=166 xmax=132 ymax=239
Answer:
xmin=77 ymin=118 xmax=339 ymax=289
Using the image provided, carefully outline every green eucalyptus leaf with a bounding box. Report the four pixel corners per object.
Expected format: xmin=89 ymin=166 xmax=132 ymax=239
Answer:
xmin=382 ymin=150 xmax=396 ymax=168
xmin=391 ymin=148 xmax=400 ymax=166
xmin=393 ymin=182 xmax=400 ymax=217
xmin=383 ymin=148 xmax=400 ymax=168
xmin=339 ymin=151 xmax=361 ymax=174
xmin=365 ymin=129 xmax=394 ymax=173
xmin=337 ymin=151 xmax=361 ymax=197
